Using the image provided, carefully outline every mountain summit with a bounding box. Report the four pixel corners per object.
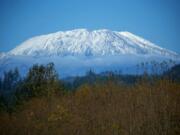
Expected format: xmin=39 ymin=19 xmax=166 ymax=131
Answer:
xmin=8 ymin=29 xmax=178 ymax=58
xmin=0 ymin=29 xmax=179 ymax=77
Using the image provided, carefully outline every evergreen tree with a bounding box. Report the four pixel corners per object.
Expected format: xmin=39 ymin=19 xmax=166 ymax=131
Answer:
xmin=21 ymin=63 xmax=63 ymax=97
xmin=2 ymin=68 xmax=20 ymax=92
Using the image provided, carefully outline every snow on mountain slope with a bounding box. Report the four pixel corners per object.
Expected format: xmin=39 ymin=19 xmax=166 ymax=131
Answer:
xmin=0 ymin=29 xmax=179 ymax=78
xmin=8 ymin=29 xmax=179 ymax=58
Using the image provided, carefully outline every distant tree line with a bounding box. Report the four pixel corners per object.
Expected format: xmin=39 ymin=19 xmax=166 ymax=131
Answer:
xmin=0 ymin=61 xmax=179 ymax=112
xmin=0 ymin=62 xmax=179 ymax=135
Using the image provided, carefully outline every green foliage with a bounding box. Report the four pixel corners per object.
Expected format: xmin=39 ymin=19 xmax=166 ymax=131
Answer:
xmin=0 ymin=62 xmax=180 ymax=135
xmin=0 ymin=63 xmax=65 ymax=112
xmin=0 ymin=68 xmax=21 ymax=112
xmin=163 ymin=64 xmax=180 ymax=82
xmin=0 ymin=78 xmax=179 ymax=135
xmin=16 ymin=63 xmax=64 ymax=99
xmin=1 ymin=68 xmax=20 ymax=92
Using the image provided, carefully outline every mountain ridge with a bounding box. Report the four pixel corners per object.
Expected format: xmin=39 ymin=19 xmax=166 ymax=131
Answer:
xmin=0 ymin=29 xmax=179 ymax=77
xmin=6 ymin=29 xmax=179 ymax=58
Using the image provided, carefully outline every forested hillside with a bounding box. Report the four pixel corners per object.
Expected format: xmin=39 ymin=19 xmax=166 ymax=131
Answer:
xmin=0 ymin=63 xmax=179 ymax=135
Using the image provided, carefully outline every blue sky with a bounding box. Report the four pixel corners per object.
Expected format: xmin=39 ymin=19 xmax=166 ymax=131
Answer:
xmin=0 ymin=0 xmax=180 ymax=53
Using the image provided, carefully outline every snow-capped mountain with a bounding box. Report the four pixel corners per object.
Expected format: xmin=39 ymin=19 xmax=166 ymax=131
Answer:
xmin=8 ymin=29 xmax=178 ymax=58
xmin=0 ymin=29 xmax=179 ymax=77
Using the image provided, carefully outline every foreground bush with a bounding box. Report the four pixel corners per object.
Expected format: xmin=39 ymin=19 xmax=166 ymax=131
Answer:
xmin=0 ymin=78 xmax=179 ymax=135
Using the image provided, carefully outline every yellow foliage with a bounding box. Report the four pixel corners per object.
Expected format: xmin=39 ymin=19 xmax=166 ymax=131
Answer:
xmin=0 ymin=78 xmax=179 ymax=135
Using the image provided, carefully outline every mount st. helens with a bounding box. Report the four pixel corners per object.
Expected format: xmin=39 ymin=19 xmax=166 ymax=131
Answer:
xmin=0 ymin=29 xmax=179 ymax=77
